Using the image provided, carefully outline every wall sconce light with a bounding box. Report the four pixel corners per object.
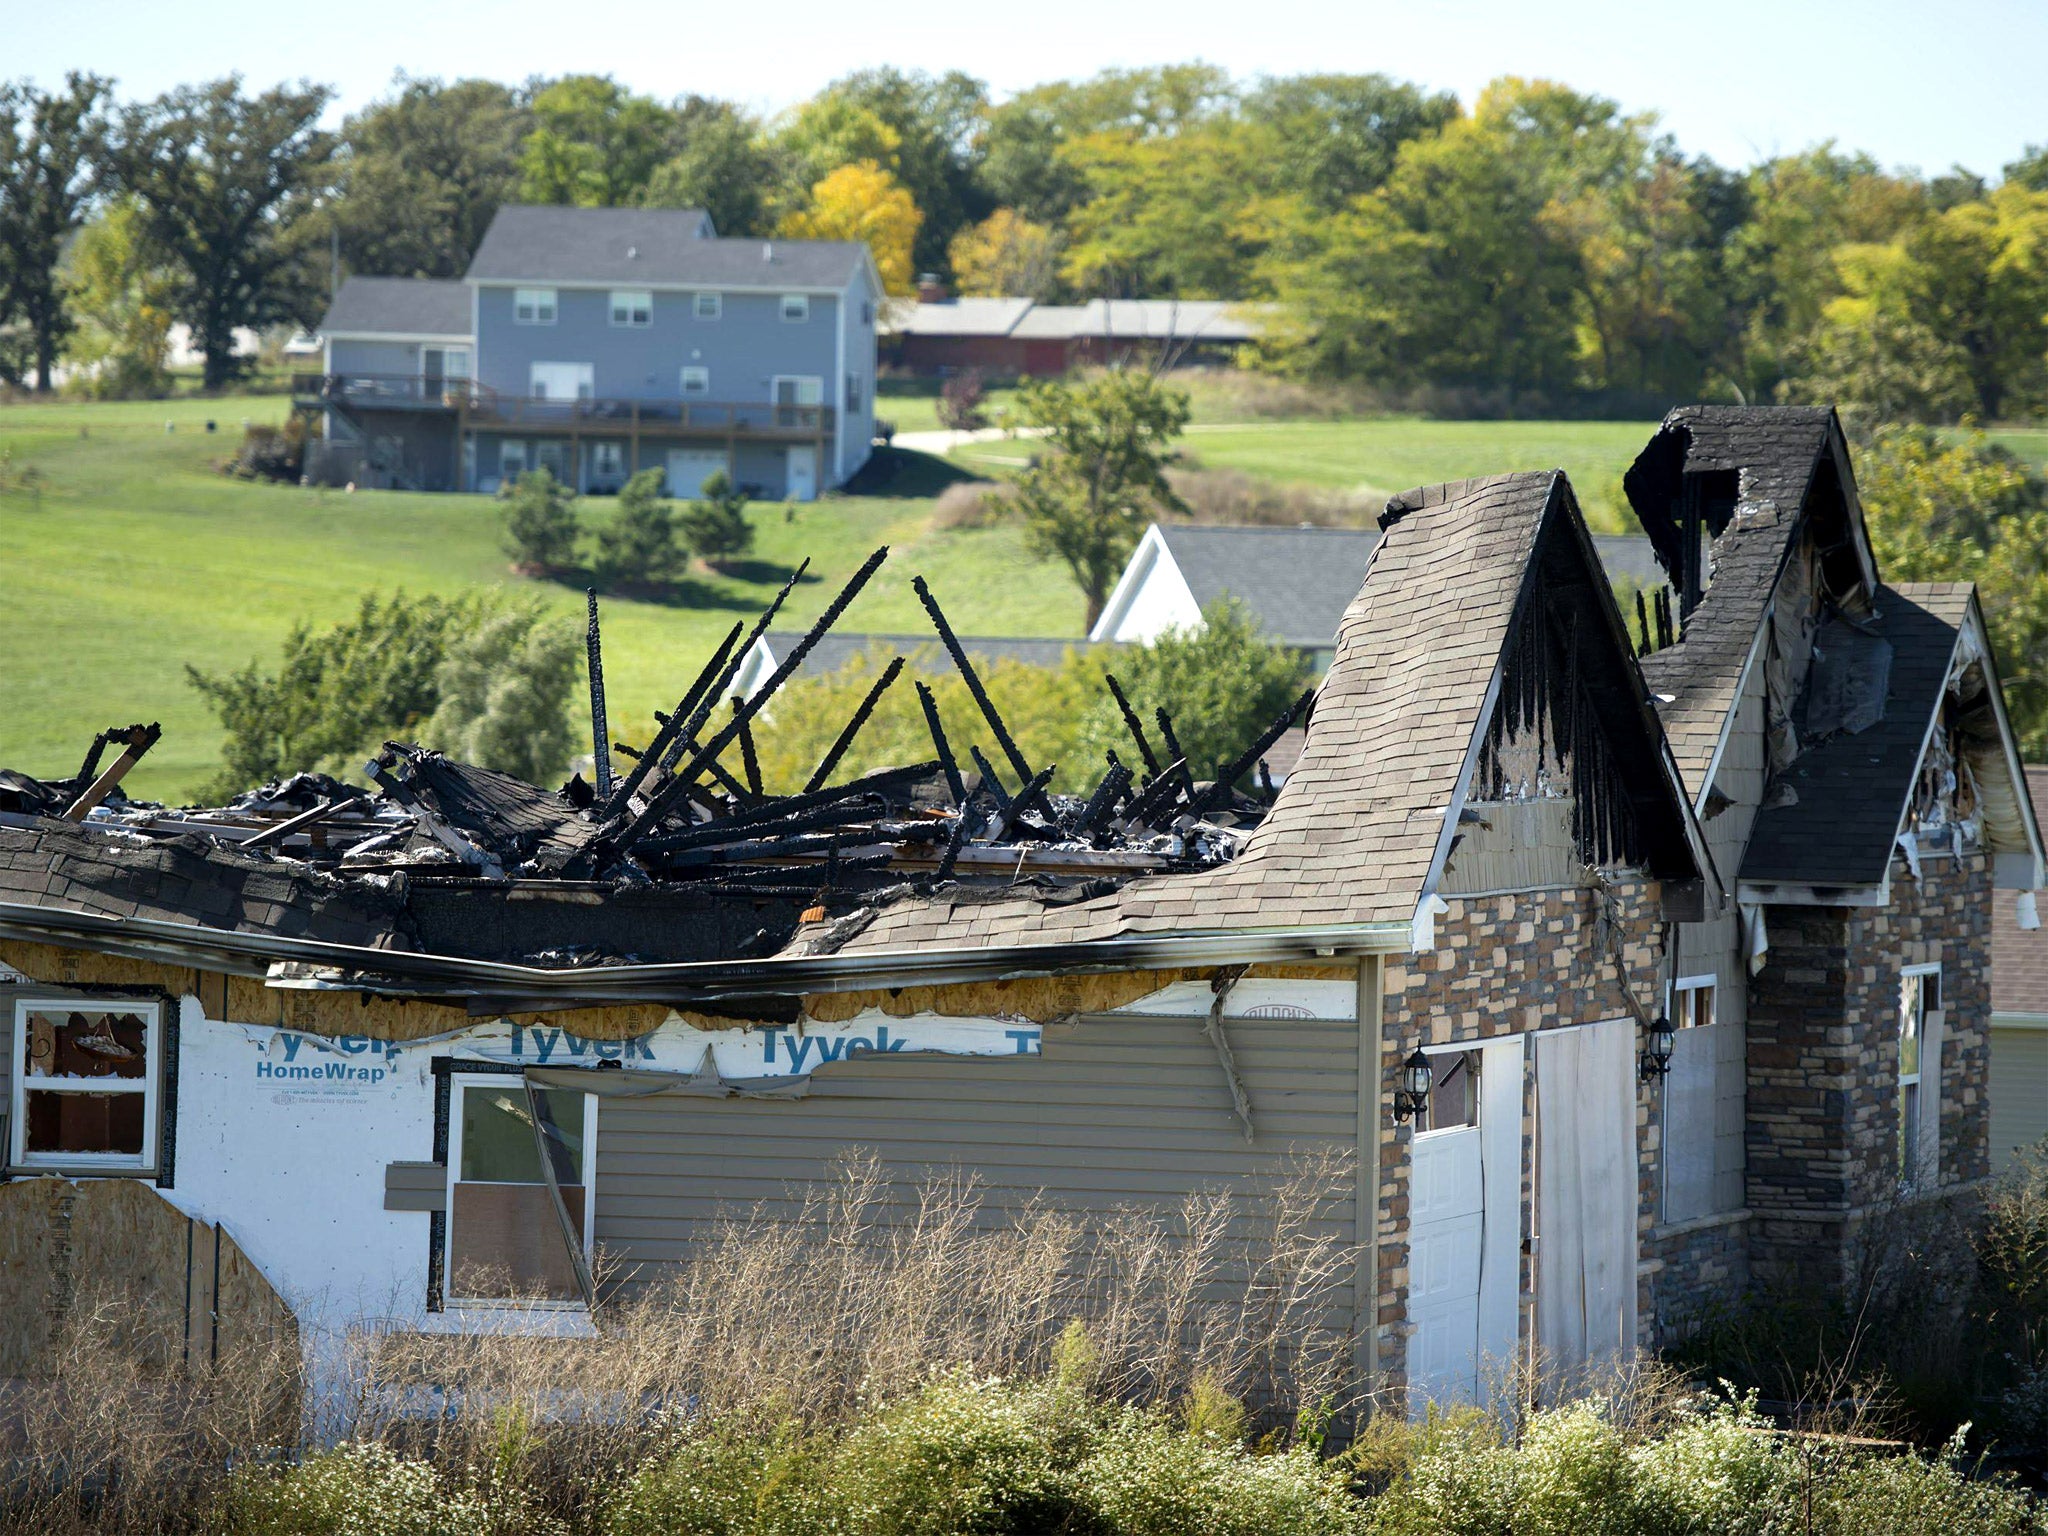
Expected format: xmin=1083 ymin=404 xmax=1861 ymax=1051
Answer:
xmin=1640 ymin=1014 xmax=1676 ymax=1081
xmin=1393 ymin=1046 xmax=1433 ymax=1122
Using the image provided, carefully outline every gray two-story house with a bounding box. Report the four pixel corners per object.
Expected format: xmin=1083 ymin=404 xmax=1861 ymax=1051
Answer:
xmin=300 ymin=206 xmax=882 ymax=501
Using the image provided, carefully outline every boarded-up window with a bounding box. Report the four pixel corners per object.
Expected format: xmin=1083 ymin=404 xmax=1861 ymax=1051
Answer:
xmin=446 ymin=1080 xmax=593 ymax=1303
xmin=10 ymin=999 xmax=160 ymax=1171
xmin=1662 ymin=978 xmax=1743 ymax=1223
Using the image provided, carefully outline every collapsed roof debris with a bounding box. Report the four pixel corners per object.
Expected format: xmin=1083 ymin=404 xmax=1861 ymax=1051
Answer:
xmin=0 ymin=549 xmax=1311 ymax=999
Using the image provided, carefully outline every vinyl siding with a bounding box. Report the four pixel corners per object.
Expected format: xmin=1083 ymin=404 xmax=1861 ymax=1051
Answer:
xmin=328 ymin=338 xmax=428 ymax=376
xmin=473 ymin=285 xmax=841 ymax=412
xmin=588 ymin=1010 xmax=1361 ymax=1277
xmin=1989 ymin=1022 xmax=2048 ymax=1171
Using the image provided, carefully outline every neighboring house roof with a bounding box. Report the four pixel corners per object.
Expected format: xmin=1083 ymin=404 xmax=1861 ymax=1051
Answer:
xmin=1995 ymin=766 xmax=2048 ymax=1015
xmin=466 ymin=205 xmax=868 ymax=290
xmin=819 ymin=471 xmax=1708 ymax=957
xmin=884 ymin=298 xmax=1035 ymax=337
xmin=317 ymin=276 xmax=473 ymax=338
xmin=973 ymin=298 xmax=1264 ymax=343
xmin=735 ymin=632 xmax=1104 ymax=699
xmin=1740 ymin=583 xmax=1973 ymax=888
xmin=1592 ymin=535 xmax=1664 ymax=589
xmin=1630 ymin=406 xmax=1877 ymax=789
xmin=1158 ymin=525 xmax=1379 ymax=647
xmin=1091 ymin=525 xmax=1382 ymax=648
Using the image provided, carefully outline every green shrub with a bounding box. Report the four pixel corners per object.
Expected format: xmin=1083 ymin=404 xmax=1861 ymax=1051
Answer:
xmin=589 ymin=468 xmax=683 ymax=589
xmin=679 ymin=470 xmax=755 ymax=567
xmin=603 ymin=1421 xmax=829 ymax=1536
xmin=1077 ymin=1410 xmax=1368 ymax=1536
xmin=216 ymin=1442 xmax=560 ymax=1536
xmin=499 ymin=467 xmax=580 ymax=575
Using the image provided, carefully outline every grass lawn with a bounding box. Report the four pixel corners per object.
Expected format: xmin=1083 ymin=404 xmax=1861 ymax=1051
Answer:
xmin=874 ymin=376 xmax=1021 ymax=435
xmin=948 ymin=415 xmax=1659 ymax=532
xmin=0 ymin=396 xmax=1087 ymax=803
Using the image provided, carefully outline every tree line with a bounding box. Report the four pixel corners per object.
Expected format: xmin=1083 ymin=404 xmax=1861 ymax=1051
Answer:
xmin=3 ymin=63 xmax=2047 ymax=417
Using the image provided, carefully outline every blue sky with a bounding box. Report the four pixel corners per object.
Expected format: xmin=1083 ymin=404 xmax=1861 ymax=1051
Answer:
xmin=12 ymin=0 xmax=2045 ymax=179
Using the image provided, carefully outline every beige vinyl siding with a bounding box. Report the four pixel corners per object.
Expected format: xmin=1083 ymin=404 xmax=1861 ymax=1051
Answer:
xmin=1671 ymin=655 xmax=1766 ymax=1024
xmin=590 ymin=1010 xmax=1360 ymax=1268
xmin=1989 ymin=1021 xmax=2048 ymax=1171
xmin=1440 ymin=799 xmax=1579 ymax=894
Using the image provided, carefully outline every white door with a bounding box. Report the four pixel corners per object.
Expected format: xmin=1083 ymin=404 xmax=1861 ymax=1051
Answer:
xmin=530 ymin=362 xmax=593 ymax=402
xmin=666 ymin=448 xmax=728 ymax=499
xmin=785 ymin=445 xmax=818 ymax=502
xmin=1408 ymin=1036 xmax=1524 ymax=1411
xmin=1409 ymin=1111 xmax=1484 ymax=1407
xmin=1535 ymin=1019 xmax=1639 ymax=1393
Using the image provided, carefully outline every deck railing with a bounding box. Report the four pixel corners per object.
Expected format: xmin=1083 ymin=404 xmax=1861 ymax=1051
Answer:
xmin=294 ymin=374 xmax=833 ymax=436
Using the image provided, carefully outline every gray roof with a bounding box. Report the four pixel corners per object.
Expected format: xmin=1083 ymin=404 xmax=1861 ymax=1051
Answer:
xmin=318 ymin=276 xmax=471 ymax=338
xmin=884 ymin=298 xmax=1034 ymax=337
xmin=764 ymin=632 xmax=1104 ymax=679
xmin=466 ymin=205 xmax=868 ymax=290
xmin=1005 ymin=299 xmax=1262 ymax=342
xmin=1741 ymin=584 xmax=1970 ymax=887
xmin=1156 ymin=525 xmax=1380 ymax=647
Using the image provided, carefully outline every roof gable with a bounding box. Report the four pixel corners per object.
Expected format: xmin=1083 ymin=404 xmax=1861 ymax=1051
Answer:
xmin=823 ymin=471 xmax=1709 ymax=958
xmin=1149 ymin=525 xmax=1380 ymax=647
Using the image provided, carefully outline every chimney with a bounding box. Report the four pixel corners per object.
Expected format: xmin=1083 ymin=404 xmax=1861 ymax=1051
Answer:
xmin=916 ymin=272 xmax=947 ymax=303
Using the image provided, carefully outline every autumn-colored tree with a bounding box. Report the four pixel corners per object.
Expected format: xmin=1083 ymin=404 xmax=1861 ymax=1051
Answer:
xmin=777 ymin=160 xmax=921 ymax=295
xmin=948 ymin=209 xmax=1062 ymax=298
xmin=518 ymin=75 xmax=673 ymax=206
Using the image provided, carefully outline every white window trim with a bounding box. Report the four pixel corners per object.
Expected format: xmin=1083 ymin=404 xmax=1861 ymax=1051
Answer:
xmin=693 ymin=292 xmax=722 ymax=320
xmin=608 ymin=289 xmax=653 ymax=328
xmin=444 ymin=1073 xmax=597 ymax=1311
xmin=1669 ymin=974 xmax=1717 ymax=1029
xmin=529 ymin=362 xmax=594 ymax=402
xmin=680 ymin=366 xmax=711 ymax=397
xmin=780 ymin=294 xmax=810 ymax=323
xmin=9 ymin=996 xmax=162 ymax=1173
xmin=513 ymin=287 xmax=558 ymax=326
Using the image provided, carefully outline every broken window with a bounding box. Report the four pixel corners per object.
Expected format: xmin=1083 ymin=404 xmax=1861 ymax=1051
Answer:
xmin=446 ymin=1079 xmax=594 ymax=1303
xmin=10 ymin=998 xmax=160 ymax=1170
xmin=1671 ymin=976 xmax=1716 ymax=1031
xmin=1419 ymin=1050 xmax=1479 ymax=1134
xmin=1899 ymin=966 xmax=1942 ymax=1187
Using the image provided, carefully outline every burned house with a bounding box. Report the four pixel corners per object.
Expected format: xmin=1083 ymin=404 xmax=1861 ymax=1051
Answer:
xmin=0 ymin=411 xmax=2036 ymax=1423
xmin=1624 ymin=406 xmax=2044 ymax=1314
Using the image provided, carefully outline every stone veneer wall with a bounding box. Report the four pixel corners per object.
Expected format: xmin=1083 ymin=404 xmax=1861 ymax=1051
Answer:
xmin=1746 ymin=850 xmax=1992 ymax=1292
xmin=1369 ymin=878 xmax=1664 ymax=1394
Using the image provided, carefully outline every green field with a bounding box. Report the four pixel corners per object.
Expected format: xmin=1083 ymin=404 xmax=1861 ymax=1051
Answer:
xmin=11 ymin=392 xmax=2034 ymax=804
xmin=0 ymin=396 xmax=1084 ymax=802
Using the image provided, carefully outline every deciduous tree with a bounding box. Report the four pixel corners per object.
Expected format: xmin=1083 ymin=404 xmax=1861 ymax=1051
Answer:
xmin=60 ymin=195 xmax=174 ymax=399
xmin=114 ymin=76 xmax=335 ymax=388
xmin=0 ymin=72 xmax=110 ymax=392
xmin=778 ymin=161 xmax=921 ymax=295
xmin=948 ymin=208 xmax=1062 ymax=298
xmin=643 ymin=97 xmax=778 ymax=236
xmin=1013 ymin=369 xmax=1191 ymax=628
xmin=519 ymin=75 xmax=673 ymax=207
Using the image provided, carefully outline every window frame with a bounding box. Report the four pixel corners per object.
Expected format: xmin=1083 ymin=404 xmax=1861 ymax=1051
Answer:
xmin=443 ymin=1073 xmax=598 ymax=1310
xmin=1669 ymin=974 xmax=1717 ymax=1031
xmin=771 ymin=374 xmax=825 ymax=407
xmin=680 ymin=365 xmax=711 ymax=398
xmin=780 ymin=293 xmax=810 ymax=323
xmin=608 ymin=289 xmax=653 ymax=328
xmin=498 ymin=439 xmax=529 ymax=480
xmin=512 ymin=287 xmax=558 ymax=326
xmin=10 ymin=995 xmax=163 ymax=1174
xmin=1413 ymin=1045 xmax=1480 ymax=1140
xmin=1899 ymin=962 xmax=1942 ymax=1185
xmin=693 ymin=291 xmax=722 ymax=320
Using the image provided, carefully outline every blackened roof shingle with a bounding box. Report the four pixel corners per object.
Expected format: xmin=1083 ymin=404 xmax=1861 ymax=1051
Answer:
xmin=1739 ymin=583 xmax=1971 ymax=888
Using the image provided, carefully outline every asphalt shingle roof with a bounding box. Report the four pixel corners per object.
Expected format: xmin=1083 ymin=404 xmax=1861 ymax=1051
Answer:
xmin=884 ymin=298 xmax=1034 ymax=337
xmin=317 ymin=277 xmax=472 ymax=338
xmin=1739 ymin=583 xmax=1971 ymax=888
xmin=806 ymin=472 xmax=1589 ymax=955
xmin=1155 ymin=525 xmax=1381 ymax=647
xmin=467 ymin=206 xmax=868 ymax=289
xmin=1632 ymin=406 xmax=1846 ymax=789
xmin=1994 ymin=766 xmax=2048 ymax=1014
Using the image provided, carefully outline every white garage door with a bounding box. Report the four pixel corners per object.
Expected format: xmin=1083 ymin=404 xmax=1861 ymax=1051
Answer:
xmin=666 ymin=449 xmax=728 ymax=498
